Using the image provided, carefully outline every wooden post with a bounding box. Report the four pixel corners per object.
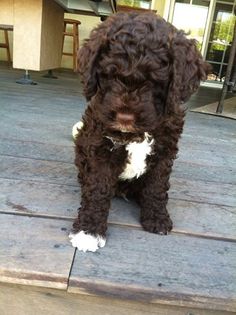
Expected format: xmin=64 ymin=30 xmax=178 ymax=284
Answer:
xmin=13 ymin=0 xmax=64 ymax=71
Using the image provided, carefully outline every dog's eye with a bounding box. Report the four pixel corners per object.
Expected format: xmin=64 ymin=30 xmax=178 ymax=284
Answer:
xmin=108 ymin=111 xmax=116 ymax=120
xmin=118 ymin=76 xmax=144 ymax=88
xmin=120 ymin=77 xmax=130 ymax=85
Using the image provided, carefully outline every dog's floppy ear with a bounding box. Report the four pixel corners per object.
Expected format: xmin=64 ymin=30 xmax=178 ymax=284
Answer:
xmin=166 ymin=30 xmax=211 ymax=113
xmin=78 ymin=23 xmax=108 ymax=101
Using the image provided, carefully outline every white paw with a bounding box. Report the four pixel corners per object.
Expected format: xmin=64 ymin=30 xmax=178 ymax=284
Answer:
xmin=72 ymin=121 xmax=84 ymax=140
xmin=69 ymin=231 xmax=106 ymax=252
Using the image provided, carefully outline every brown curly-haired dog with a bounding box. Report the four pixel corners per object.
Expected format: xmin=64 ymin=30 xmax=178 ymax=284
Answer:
xmin=69 ymin=12 xmax=210 ymax=252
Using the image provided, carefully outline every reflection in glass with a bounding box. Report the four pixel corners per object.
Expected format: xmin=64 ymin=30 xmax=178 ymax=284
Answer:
xmin=206 ymin=1 xmax=236 ymax=80
xmin=117 ymin=0 xmax=151 ymax=9
xmin=172 ymin=2 xmax=209 ymax=50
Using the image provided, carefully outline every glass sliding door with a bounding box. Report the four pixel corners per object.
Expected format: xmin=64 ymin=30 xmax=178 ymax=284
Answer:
xmin=171 ymin=0 xmax=210 ymax=51
xmin=169 ymin=0 xmax=236 ymax=82
xmin=206 ymin=0 xmax=236 ymax=81
xmin=117 ymin=0 xmax=152 ymax=9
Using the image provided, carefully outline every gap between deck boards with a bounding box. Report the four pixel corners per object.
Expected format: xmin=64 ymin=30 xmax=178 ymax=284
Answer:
xmin=0 ymin=152 xmax=235 ymax=185
xmin=0 ymin=172 xmax=235 ymax=242
xmin=1 ymin=207 xmax=235 ymax=243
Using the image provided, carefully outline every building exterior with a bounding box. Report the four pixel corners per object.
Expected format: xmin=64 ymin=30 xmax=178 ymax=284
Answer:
xmin=0 ymin=0 xmax=235 ymax=80
xmin=132 ymin=0 xmax=236 ymax=81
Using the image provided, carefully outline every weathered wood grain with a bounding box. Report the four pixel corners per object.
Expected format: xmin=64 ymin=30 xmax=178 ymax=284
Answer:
xmin=0 ymin=138 xmax=235 ymax=184
xmin=0 ymin=69 xmax=83 ymax=95
xmin=172 ymin=161 xmax=235 ymax=184
xmin=0 ymin=155 xmax=77 ymax=186
xmin=170 ymin=177 xmax=236 ymax=207
xmin=0 ymin=76 xmax=235 ymax=151
xmin=1 ymin=153 xmax=235 ymax=205
xmin=0 ymin=83 xmax=235 ymax=140
xmin=184 ymin=112 xmax=236 ymax=139
xmin=179 ymin=135 xmax=236 ymax=168
xmin=0 ymin=137 xmax=74 ymax=162
xmin=110 ymin=198 xmax=236 ymax=241
xmin=69 ymin=226 xmax=236 ymax=312
xmin=0 ymin=213 xmax=75 ymax=289
xmin=1 ymin=66 xmax=236 ymax=314
xmin=0 ymin=177 xmax=80 ymax=217
xmin=0 ymin=113 xmax=79 ymax=146
xmin=0 ymin=137 xmax=235 ymax=183
xmin=0 ymin=96 xmax=83 ymax=119
xmin=0 ymin=283 xmax=234 ymax=315
xmin=0 ymin=150 xmax=235 ymax=191
xmin=0 ymin=178 xmax=235 ymax=240
xmin=0 ymin=111 xmax=235 ymax=149
xmin=0 ymin=135 xmax=235 ymax=169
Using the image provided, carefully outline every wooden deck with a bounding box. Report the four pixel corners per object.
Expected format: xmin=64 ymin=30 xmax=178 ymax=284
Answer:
xmin=0 ymin=66 xmax=236 ymax=315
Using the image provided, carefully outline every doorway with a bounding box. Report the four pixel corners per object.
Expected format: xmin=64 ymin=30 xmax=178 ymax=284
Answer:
xmin=168 ymin=0 xmax=236 ymax=82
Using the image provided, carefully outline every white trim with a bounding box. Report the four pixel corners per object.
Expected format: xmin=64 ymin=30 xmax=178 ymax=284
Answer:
xmin=167 ymin=0 xmax=176 ymax=22
xmin=151 ymin=0 xmax=155 ymax=10
xmin=201 ymin=0 xmax=216 ymax=59
xmin=200 ymin=81 xmax=223 ymax=88
xmin=163 ymin=0 xmax=172 ymax=21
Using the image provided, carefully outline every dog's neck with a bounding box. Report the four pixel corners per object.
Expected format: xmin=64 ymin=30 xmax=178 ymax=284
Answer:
xmin=105 ymin=132 xmax=152 ymax=147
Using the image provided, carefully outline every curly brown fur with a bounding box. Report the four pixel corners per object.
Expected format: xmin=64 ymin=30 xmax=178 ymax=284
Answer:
xmin=72 ymin=12 xmax=210 ymax=240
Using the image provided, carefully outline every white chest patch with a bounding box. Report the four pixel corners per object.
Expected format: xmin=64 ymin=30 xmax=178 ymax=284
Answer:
xmin=119 ymin=133 xmax=154 ymax=181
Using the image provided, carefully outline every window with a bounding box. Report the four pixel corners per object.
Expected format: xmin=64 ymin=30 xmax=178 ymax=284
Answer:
xmin=206 ymin=0 xmax=236 ymax=80
xmin=172 ymin=0 xmax=210 ymax=50
xmin=117 ymin=0 xmax=152 ymax=9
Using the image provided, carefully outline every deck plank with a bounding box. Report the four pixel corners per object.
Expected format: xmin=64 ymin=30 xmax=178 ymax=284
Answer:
xmin=0 ymin=135 xmax=235 ymax=168
xmin=184 ymin=112 xmax=236 ymax=138
xmin=173 ymin=162 xmax=235 ymax=184
xmin=0 ymin=177 xmax=235 ymax=240
xmin=1 ymin=283 xmax=232 ymax=315
xmin=0 ymin=151 xmax=235 ymax=190
xmin=110 ymin=198 xmax=236 ymax=241
xmin=0 ymin=155 xmax=234 ymax=206
xmin=179 ymin=135 xmax=236 ymax=168
xmin=68 ymin=225 xmax=236 ymax=312
xmin=0 ymin=109 xmax=235 ymax=145
xmin=1 ymin=67 xmax=236 ymax=314
xmin=0 ymin=213 xmax=74 ymax=289
xmin=170 ymin=177 xmax=236 ymax=207
xmin=0 ymin=155 xmax=77 ymax=186
xmin=0 ymin=138 xmax=74 ymax=162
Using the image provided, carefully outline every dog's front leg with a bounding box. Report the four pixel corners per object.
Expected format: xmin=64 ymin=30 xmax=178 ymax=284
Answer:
xmin=69 ymin=165 xmax=116 ymax=252
xmin=139 ymin=158 xmax=173 ymax=235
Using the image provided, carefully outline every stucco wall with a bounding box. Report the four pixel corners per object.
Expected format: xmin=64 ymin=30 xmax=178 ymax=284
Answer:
xmin=0 ymin=3 xmax=167 ymax=69
xmin=152 ymin=0 xmax=165 ymax=17
xmin=0 ymin=12 xmax=100 ymax=69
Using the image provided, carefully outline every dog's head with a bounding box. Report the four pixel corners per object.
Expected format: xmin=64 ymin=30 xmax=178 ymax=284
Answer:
xmin=78 ymin=12 xmax=210 ymax=138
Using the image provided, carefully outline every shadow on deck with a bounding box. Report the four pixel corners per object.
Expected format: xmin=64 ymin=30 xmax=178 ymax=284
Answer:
xmin=0 ymin=66 xmax=235 ymax=315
